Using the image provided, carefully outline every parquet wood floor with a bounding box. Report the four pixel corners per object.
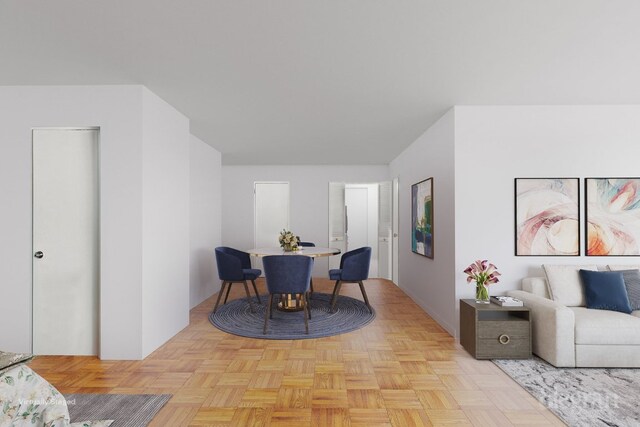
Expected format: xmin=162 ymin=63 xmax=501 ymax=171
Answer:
xmin=30 ymin=279 xmax=564 ymax=426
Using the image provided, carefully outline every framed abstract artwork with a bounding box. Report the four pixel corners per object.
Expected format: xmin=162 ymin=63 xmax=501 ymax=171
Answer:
xmin=411 ymin=178 xmax=433 ymax=258
xmin=585 ymin=178 xmax=640 ymax=256
xmin=514 ymin=178 xmax=580 ymax=256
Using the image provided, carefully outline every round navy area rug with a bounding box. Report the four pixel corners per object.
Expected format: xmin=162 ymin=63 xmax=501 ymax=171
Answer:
xmin=209 ymin=292 xmax=375 ymax=339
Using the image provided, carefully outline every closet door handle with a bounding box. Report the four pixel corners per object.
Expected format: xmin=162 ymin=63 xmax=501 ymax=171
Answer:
xmin=34 ymin=251 xmax=44 ymax=259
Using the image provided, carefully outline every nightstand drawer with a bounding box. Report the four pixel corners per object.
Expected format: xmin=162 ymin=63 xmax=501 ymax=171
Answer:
xmin=478 ymin=320 xmax=529 ymax=339
xmin=477 ymin=337 xmax=530 ymax=359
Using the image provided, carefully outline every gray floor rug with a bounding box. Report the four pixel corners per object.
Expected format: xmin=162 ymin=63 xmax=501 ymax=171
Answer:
xmin=493 ymin=358 xmax=640 ymax=427
xmin=209 ymin=292 xmax=375 ymax=339
xmin=65 ymin=394 xmax=171 ymax=427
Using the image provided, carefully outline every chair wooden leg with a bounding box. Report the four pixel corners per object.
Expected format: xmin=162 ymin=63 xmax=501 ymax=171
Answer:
xmin=251 ymin=280 xmax=262 ymax=304
xmin=263 ymin=294 xmax=273 ymax=334
xmin=309 ymin=278 xmax=314 ymax=299
xmin=243 ymin=281 xmax=255 ymax=312
xmin=213 ymin=281 xmax=227 ymax=313
xmin=303 ymin=293 xmax=309 ymax=334
xmin=223 ymin=281 xmax=233 ymax=304
xmin=305 ymin=292 xmax=311 ymax=319
xmin=331 ymin=280 xmax=342 ymax=312
xmin=358 ymin=281 xmax=372 ymax=313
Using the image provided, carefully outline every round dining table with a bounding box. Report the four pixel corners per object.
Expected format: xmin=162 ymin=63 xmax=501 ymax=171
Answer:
xmin=246 ymin=247 xmax=341 ymax=258
xmin=246 ymin=246 xmax=341 ymax=311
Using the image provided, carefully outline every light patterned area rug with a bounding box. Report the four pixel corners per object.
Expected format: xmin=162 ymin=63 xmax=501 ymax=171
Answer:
xmin=493 ymin=358 xmax=640 ymax=427
xmin=65 ymin=394 xmax=171 ymax=427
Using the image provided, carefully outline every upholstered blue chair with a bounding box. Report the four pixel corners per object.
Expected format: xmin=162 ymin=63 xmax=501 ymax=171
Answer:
xmin=329 ymin=246 xmax=372 ymax=313
xmin=213 ymin=247 xmax=262 ymax=313
xmin=297 ymin=241 xmax=315 ymax=295
xmin=262 ymin=255 xmax=314 ymax=334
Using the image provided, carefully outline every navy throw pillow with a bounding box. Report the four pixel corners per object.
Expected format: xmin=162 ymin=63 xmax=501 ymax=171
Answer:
xmin=578 ymin=270 xmax=632 ymax=314
xmin=618 ymin=269 xmax=640 ymax=311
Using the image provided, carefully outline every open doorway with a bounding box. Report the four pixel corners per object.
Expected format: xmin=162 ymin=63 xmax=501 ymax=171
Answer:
xmin=328 ymin=182 xmax=392 ymax=279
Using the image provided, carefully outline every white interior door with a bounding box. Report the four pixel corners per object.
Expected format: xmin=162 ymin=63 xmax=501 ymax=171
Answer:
xmin=254 ymin=182 xmax=290 ymax=247
xmin=33 ymin=128 xmax=99 ymax=356
xmin=328 ymin=182 xmax=346 ymax=270
xmin=392 ymin=177 xmax=399 ymax=285
xmin=345 ymin=187 xmax=369 ymax=251
xmin=254 ymin=182 xmax=290 ymax=273
xmin=345 ymin=185 xmax=379 ymax=277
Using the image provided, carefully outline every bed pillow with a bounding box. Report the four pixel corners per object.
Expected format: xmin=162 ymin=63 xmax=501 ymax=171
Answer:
xmin=578 ymin=269 xmax=633 ymax=314
xmin=543 ymin=264 xmax=598 ymax=306
xmin=0 ymin=350 xmax=33 ymax=375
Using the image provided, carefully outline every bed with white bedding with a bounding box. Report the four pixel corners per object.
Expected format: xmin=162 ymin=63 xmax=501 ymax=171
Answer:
xmin=0 ymin=351 xmax=112 ymax=427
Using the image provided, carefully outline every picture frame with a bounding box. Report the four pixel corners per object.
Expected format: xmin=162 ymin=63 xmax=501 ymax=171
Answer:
xmin=585 ymin=177 xmax=640 ymax=256
xmin=411 ymin=177 xmax=434 ymax=259
xmin=514 ymin=178 xmax=580 ymax=256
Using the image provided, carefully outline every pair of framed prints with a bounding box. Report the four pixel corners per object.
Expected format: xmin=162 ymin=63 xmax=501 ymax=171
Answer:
xmin=515 ymin=178 xmax=640 ymax=257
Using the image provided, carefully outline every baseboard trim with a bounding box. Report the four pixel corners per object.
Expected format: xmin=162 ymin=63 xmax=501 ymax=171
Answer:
xmin=397 ymin=283 xmax=456 ymax=337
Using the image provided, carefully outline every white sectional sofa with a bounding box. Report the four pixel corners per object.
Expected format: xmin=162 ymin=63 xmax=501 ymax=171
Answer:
xmin=508 ymin=268 xmax=640 ymax=368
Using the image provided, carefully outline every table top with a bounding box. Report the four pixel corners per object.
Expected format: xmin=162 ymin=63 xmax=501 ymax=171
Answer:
xmin=247 ymin=247 xmax=341 ymax=258
xmin=460 ymin=299 xmax=530 ymax=312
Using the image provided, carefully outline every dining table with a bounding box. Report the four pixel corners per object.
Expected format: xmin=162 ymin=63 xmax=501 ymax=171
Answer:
xmin=246 ymin=246 xmax=341 ymax=311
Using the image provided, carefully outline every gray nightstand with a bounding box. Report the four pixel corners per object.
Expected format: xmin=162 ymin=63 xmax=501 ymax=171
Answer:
xmin=459 ymin=299 xmax=531 ymax=359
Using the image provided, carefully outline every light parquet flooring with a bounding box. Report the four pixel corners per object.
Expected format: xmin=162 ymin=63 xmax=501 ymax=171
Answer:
xmin=30 ymin=279 xmax=564 ymax=426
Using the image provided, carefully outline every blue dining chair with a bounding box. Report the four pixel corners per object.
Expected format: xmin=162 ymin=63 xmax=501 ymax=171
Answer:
xmin=329 ymin=246 xmax=372 ymax=313
xmin=262 ymin=255 xmax=314 ymax=334
xmin=297 ymin=240 xmax=316 ymax=295
xmin=213 ymin=247 xmax=262 ymax=313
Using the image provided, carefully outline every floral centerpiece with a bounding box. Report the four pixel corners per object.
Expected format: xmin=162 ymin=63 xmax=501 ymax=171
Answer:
xmin=463 ymin=260 xmax=501 ymax=303
xmin=279 ymin=229 xmax=299 ymax=252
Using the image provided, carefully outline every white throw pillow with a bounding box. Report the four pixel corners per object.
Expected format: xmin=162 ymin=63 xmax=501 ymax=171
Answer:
xmin=608 ymin=265 xmax=640 ymax=271
xmin=542 ymin=264 xmax=598 ymax=306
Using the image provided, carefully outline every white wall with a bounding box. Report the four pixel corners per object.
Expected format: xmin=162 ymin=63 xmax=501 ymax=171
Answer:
xmin=141 ymin=88 xmax=191 ymax=357
xmin=454 ymin=106 xmax=640 ymax=315
xmin=222 ymin=165 xmax=389 ymax=277
xmin=0 ymin=86 xmax=143 ymax=358
xmin=189 ymin=134 xmax=222 ymax=309
xmin=389 ymin=109 xmax=457 ymax=335
xmin=0 ymin=85 xmax=194 ymax=359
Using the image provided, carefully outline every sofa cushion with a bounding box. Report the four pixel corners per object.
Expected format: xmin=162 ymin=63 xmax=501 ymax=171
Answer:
xmin=619 ymin=269 xmax=640 ymax=311
xmin=608 ymin=267 xmax=640 ymax=311
xmin=521 ymin=277 xmax=550 ymax=299
xmin=607 ymin=264 xmax=640 ymax=272
xmin=579 ymin=269 xmax=633 ymax=314
xmin=543 ymin=264 xmax=598 ymax=306
xmin=571 ymin=307 xmax=640 ymax=345
xmin=632 ymin=311 xmax=640 ymax=318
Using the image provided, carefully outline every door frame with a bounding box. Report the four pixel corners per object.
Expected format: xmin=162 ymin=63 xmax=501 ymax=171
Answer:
xmin=392 ymin=177 xmax=399 ymax=285
xmin=31 ymin=126 xmax=101 ymax=355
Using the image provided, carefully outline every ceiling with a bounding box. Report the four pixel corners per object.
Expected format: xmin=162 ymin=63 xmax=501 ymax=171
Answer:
xmin=2 ymin=1 xmax=640 ymax=164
